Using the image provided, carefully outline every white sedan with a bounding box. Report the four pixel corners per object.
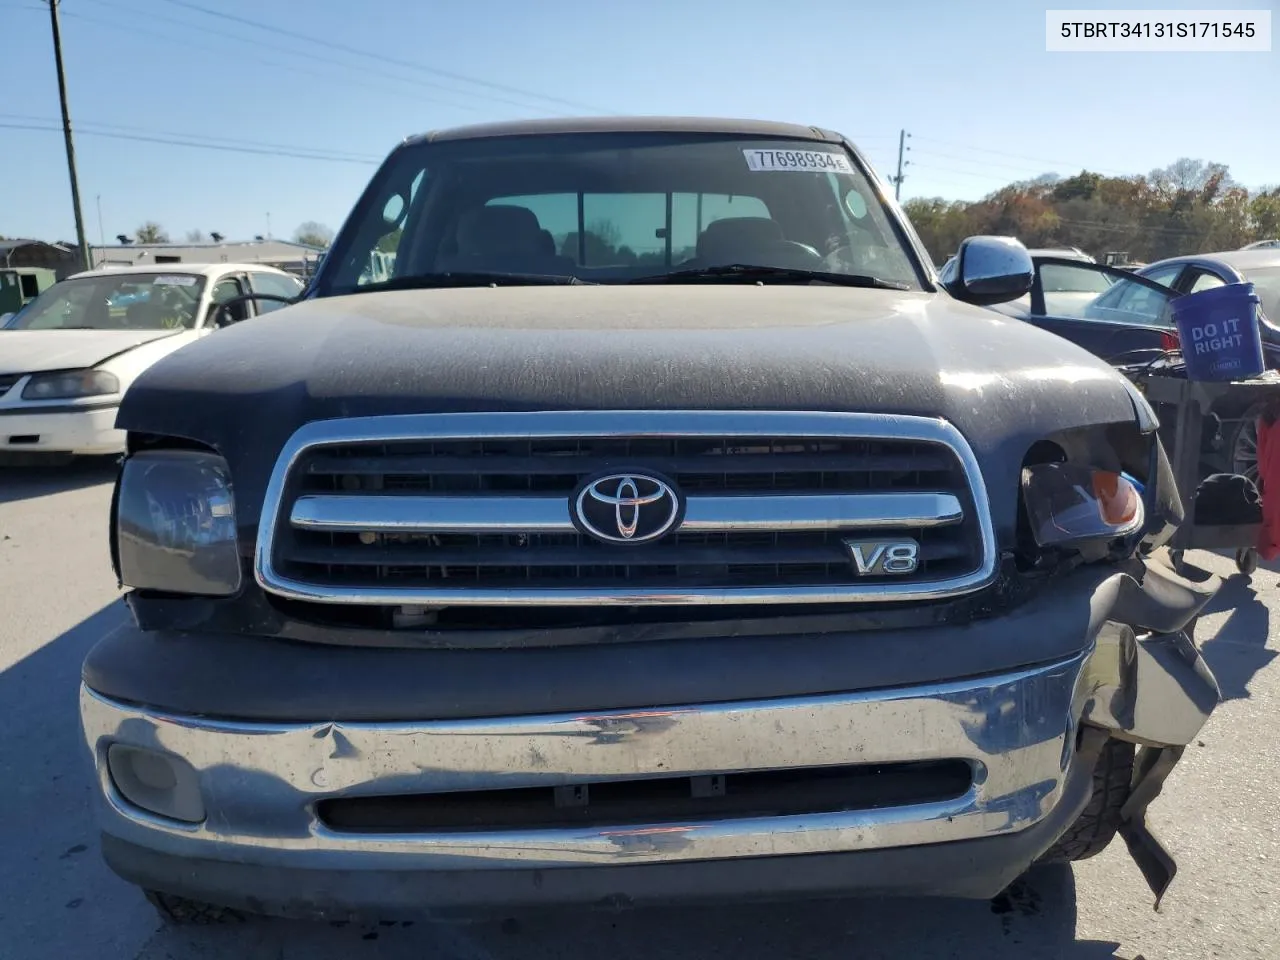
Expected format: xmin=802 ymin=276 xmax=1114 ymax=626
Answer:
xmin=0 ymin=263 xmax=303 ymax=458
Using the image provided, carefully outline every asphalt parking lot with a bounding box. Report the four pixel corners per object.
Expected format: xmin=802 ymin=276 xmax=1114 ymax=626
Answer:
xmin=1 ymin=458 xmax=1277 ymax=960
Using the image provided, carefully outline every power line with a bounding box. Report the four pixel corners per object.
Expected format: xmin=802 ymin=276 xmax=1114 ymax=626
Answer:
xmin=1055 ymin=217 xmax=1202 ymax=237
xmin=910 ymin=148 xmax=1081 ymax=179
xmin=907 ymin=163 xmax=1018 ymax=182
xmin=157 ymin=0 xmax=610 ymax=115
xmin=910 ymin=134 xmax=1134 ymax=178
xmin=0 ymin=121 xmax=380 ymax=164
xmin=0 ymin=111 xmax=382 ymax=161
xmin=7 ymin=9 xmax=891 ymax=175
xmin=75 ymin=1 xmax=558 ymax=117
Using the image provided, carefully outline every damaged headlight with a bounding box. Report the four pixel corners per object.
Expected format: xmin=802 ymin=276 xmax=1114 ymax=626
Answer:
xmin=114 ymin=450 xmax=242 ymax=596
xmin=1022 ymin=463 xmax=1145 ymax=548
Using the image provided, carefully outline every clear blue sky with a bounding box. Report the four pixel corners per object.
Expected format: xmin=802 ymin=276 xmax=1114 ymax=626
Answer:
xmin=1 ymin=0 xmax=1275 ymax=244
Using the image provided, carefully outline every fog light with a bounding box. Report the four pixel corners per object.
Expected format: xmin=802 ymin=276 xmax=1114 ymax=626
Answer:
xmin=107 ymin=744 xmax=205 ymax=823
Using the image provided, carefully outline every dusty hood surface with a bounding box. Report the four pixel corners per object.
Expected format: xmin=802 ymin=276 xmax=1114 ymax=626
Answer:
xmin=0 ymin=329 xmax=180 ymax=375
xmin=120 ymin=284 xmax=1143 ymax=539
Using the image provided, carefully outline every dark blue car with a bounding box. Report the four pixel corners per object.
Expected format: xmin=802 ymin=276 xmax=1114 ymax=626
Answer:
xmin=949 ymin=249 xmax=1280 ymax=480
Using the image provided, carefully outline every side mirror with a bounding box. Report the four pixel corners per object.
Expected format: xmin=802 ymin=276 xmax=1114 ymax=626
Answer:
xmin=944 ymin=236 xmax=1034 ymax=306
xmin=207 ymin=292 xmax=297 ymax=328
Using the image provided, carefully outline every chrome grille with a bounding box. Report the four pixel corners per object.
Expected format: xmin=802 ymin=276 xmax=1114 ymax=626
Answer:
xmin=255 ymin=411 xmax=996 ymax=606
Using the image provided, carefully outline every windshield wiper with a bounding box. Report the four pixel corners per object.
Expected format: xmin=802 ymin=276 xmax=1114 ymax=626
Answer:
xmin=345 ymin=271 xmax=593 ymax=294
xmin=629 ymin=264 xmax=910 ymax=290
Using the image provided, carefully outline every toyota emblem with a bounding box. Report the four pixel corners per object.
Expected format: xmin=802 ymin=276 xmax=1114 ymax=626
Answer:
xmin=572 ymin=472 xmax=682 ymax=544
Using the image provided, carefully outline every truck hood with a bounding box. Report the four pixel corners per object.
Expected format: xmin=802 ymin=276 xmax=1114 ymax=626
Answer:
xmin=0 ymin=329 xmax=180 ymax=375
xmin=119 ymin=285 xmax=1142 ymax=539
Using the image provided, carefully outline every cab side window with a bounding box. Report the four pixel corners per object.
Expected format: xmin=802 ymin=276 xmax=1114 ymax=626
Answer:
xmin=249 ymin=272 xmax=304 ymax=314
xmin=1142 ymin=265 xmax=1183 ymax=289
xmin=208 ymin=277 xmax=247 ymax=325
xmin=1120 ymin=285 xmax=1167 ymax=320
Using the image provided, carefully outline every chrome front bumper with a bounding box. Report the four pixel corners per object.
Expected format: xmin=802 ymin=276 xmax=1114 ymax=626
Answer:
xmin=80 ymin=624 xmax=1216 ymax=880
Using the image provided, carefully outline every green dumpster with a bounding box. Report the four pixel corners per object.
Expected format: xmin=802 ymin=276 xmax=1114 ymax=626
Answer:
xmin=0 ymin=267 xmax=57 ymax=316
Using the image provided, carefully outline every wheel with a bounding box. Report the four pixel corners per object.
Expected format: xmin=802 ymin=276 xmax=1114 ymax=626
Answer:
xmin=1039 ymin=738 xmax=1134 ymax=863
xmin=1236 ymin=547 xmax=1259 ymax=576
xmin=144 ymin=889 xmax=245 ymax=925
xmin=1227 ymin=403 xmax=1265 ymax=487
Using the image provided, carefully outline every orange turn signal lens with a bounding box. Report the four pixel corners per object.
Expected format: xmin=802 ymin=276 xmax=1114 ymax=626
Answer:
xmin=1092 ymin=470 xmax=1142 ymax=527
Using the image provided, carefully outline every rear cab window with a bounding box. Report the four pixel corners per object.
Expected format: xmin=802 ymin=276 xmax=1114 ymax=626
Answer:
xmin=483 ymin=192 xmax=772 ymax=268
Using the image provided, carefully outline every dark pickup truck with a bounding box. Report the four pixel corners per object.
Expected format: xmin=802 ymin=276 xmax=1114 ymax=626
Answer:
xmin=81 ymin=117 xmax=1220 ymax=924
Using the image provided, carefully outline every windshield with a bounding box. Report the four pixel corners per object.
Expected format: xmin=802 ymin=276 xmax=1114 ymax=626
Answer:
xmin=6 ymin=273 xmax=208 ymax=331
xmin=318 ymin=132 xmax=923 ymax=294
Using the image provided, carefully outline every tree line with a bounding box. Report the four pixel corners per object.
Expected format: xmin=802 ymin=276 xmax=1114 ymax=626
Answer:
xmin=903 ymin=159 xmax=1280 ymax=266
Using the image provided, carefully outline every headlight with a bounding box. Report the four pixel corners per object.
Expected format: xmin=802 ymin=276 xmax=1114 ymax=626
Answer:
xmin=22 ymin=369 xmax=119 ymax=400
xmin=1022 ymin=463 xmax=1144 ymax=547
xmin=115 ymin=450 xmax=242 ymax=596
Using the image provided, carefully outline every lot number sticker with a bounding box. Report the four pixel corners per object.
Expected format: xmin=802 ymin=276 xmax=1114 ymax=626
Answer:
xmin=152 ymin=275 xmax=198 ymax=286
xmin=744 ymin=149 xmax=854 ymax=173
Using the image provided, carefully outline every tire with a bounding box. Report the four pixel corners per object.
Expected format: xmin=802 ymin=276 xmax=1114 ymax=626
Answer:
xmin=1236 ymin=547 xmax=1259 ymax=576
xmin=144 ymin=889 xmax=245 ymax=925
xmin=1038 ymin=738 xmax=1134 ymax=863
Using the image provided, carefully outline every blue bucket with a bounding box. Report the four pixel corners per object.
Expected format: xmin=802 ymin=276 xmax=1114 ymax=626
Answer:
xmin=1171 ymin=281 xmax=1264 ymax=382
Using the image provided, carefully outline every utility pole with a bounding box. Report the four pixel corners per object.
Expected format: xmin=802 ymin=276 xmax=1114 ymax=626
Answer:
xmin=892 ymin=129 xmax=911 ymax=201
xmin=48 ymin=0 xmax=91 ymax=272
xmin=96 ymin=194 xmax=105 ymax=249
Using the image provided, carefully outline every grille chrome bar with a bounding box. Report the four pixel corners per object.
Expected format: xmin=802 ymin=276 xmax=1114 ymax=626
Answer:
xmin=291 ymin=492 xmax=965 ymax=535
xmin=282 ymin=540 xmax=970 ymax=569
xmin=304 ymin=450 xmax=955 ymax=478
xmin=255 ymin=411 xmax=998 ymax=607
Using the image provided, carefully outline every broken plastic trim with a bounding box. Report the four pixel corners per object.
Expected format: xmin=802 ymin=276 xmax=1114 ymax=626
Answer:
xmin=1073 ymin=558 xmax=1221 ymax=909
xmin=1119 ymin=745 xmax=1185 ymax=911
